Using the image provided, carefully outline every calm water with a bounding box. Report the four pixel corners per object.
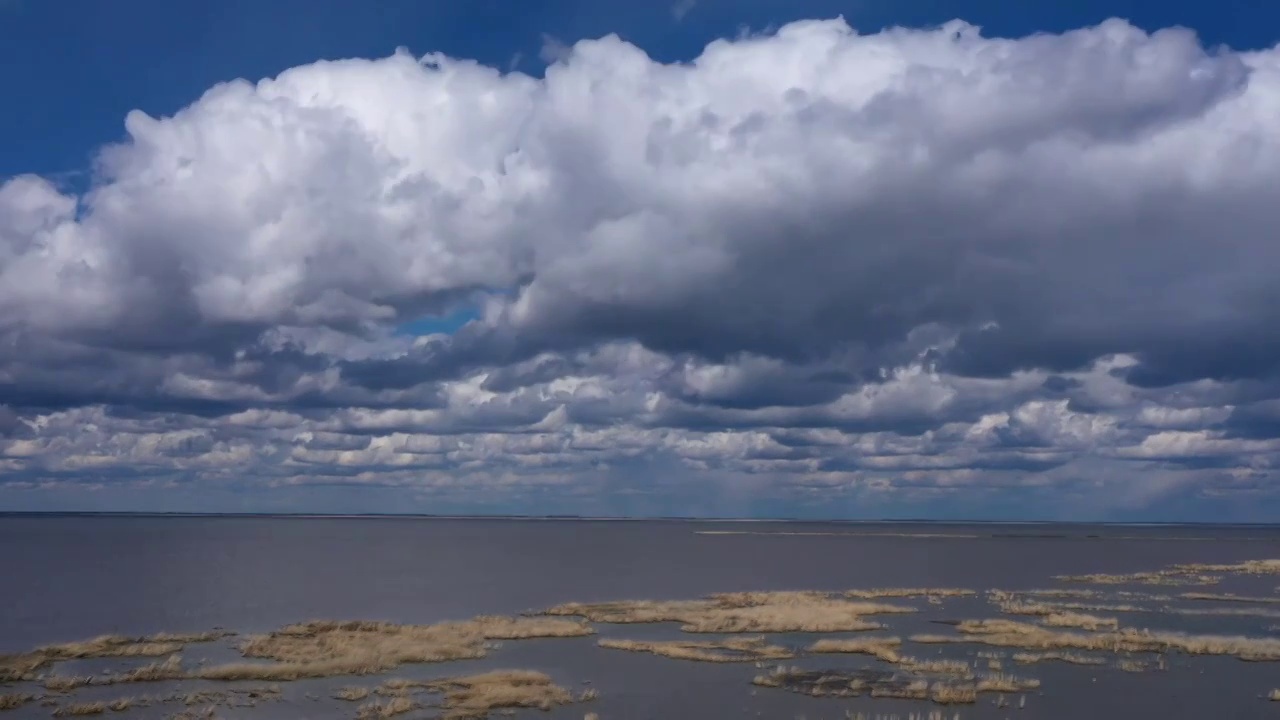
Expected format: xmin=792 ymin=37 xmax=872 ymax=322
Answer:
xmin=3 ymin=516 xmax=1280 ymax=718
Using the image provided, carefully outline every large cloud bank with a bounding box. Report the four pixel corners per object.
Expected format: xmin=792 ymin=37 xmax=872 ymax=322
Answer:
xmin=2 ymin=18 xmax=1279 ymax=517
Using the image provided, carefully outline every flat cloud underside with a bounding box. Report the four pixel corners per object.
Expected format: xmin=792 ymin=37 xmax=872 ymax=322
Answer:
xmin=0 ymin=18 xmax=1278 ymax=515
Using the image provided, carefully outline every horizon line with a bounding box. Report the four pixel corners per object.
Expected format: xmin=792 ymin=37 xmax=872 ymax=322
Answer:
xmin=0 ymin=511 xmax=1277 ymax=528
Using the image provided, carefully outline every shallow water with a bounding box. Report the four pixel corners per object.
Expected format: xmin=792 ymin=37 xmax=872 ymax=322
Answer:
xmin=2 ymin=516 xmax=1279 ymax=718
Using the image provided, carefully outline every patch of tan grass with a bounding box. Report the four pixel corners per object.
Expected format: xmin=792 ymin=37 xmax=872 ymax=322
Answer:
xmin=911 ymin=618 xmax=1280 ymax=660
xmin=598 ymin=637 xmax=792 ymax=663
xmin=199 ymin=616 xmax=590 ymax=681
xmin=1164 ymin=605 xmax=1280 ymax=618
xmin=545 ymin=592 xmax=912 ymax=634
xmin=844 ymin=589 xmax=975 ymax=599
xmin=425 ymin=670 xmax=575 ymax=720
xmin=1269 ymin=688 xmax=1280 ymax=701
xmin=1040 ymin=612 xmax=1119 ymax=631
xmin=1011 ymin=651 xmax=1105 ymax=666
xmin=808 ymin=637 xmax=902 ymax=663
xmin=0 ymin=632 xmax=229 ymax=683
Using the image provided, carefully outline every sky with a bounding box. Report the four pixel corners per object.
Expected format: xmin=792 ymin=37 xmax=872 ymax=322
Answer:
xmin=2 ymin=1 xmax=1280 ymax=521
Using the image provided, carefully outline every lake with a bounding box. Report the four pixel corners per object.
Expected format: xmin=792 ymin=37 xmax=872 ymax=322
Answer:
xmin=3 ymin=516 xmax=1279 ymax=718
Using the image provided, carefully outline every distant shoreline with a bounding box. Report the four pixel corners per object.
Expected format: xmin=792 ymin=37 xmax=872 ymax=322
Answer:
xmin=0 ymin=512 xmax=1276 ymax=528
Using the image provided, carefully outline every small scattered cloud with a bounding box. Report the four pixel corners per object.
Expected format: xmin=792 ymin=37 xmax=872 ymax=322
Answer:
xmin=672 ymin=0 xmax=697 ymax=22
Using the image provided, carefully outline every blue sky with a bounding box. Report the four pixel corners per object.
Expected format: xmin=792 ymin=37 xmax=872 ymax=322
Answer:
xmin=4 ymin=0 xmax=1276 ymax=179
xmin=1 ymin=1 xmax=1280 ymax=519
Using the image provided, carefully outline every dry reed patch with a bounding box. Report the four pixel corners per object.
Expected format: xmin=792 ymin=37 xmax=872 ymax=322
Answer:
xmin=598 ymin=637 xmax=792 ymax=663
xmin=545 ymin=592 xmax=912 ymax=634
xmin=844 ymin=589 xmax=975 ymax=600
xmin=1269 ymin=688 xmax=1280 ymax=701
xmin=1011 ymin=651 xmax=1105 ymax=666
xmin=1040 ymin=612 xmax=1119 ymax=631
xmin=808 ymin=637 xmax=903 ymax=663
xmin=911 ymin=618 xmax=1280 ymax=661
xmin=0 ymin=693 xmax=33 ymax=711
xmin=425 ymin=670 xmax=574 ymax=719
xmin=0 ymin=631 xmax=228 ymax=683
xmin=198 ymin=616 xmax=590 ymax=682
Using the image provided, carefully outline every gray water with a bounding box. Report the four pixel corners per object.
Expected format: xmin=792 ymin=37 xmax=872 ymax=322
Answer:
xmin=3 ymin=516 xmax=1280 ymax=718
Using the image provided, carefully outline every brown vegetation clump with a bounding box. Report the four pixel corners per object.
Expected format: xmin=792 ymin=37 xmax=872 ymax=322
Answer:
xmin=1040 ymin=612 xmax=1120 ymax=631
xmin=808 ymin=637 xmax=903 ymax=663
xmin=598 ymin=637 xmax=792 ymax=663
xmin=198 ymin=616 xmax=590 ymax=682
xmin=1269 ymin=688 xmax=1280 ymax=701
xmin=911 ymin=618 xmax=1280 ymax=661
xmin=1011 ymin=651 xmax=1105 ymax=666
xmin=0 ymin=631 xmax=228 ymax=683
xmin=844 ymin=589 xmax=975 ymax=600
xmin=544 ymin=591 xmax=913 ymax=634
xmin=425 ymin=670 xmax=575 ymax=719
